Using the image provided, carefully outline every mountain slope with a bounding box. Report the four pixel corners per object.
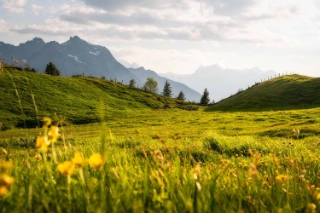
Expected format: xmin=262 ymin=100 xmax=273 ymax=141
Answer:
xmin=128 ymin=67 xmax=201 ymax=101
xmin=207 ymin=74 xmax=320 ymax=111
xmin=0 ymin=36 xmax=201 ymax=101
xmin=0 ymin=36 xmax=140 ymax=85
xmin=0 ymin=66 xmax=188 ymax=130
xmin=160 ymin=64 xmax=277 ymax=101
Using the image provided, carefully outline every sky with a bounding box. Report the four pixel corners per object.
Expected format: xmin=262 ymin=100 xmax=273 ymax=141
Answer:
xmin=0 ymin=0 xmax=319 ymax=76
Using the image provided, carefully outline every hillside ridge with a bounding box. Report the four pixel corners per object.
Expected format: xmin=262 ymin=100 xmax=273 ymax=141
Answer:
xmin=0 ymin=66 xmax=193 ymax=130
xmin=208 ymin=74 xmax=320 ymax=111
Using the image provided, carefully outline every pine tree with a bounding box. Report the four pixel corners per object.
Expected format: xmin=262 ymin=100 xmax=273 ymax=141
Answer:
xmin=177 ymin=91 xmax=186 ymax=101
xmin=129 ymin=79 xmax=136 ymax=88
xmin=200 ymin=88 xmax=210 ymax=104
xmin=162 ymin=80 xmax=172 ymax=97
xmin=45 ymin=62 xmax=60 ymax=76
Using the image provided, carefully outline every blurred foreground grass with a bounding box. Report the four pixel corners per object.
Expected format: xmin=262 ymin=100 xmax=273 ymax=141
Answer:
xmin=1 ymin=108 xmax=320 ymax=212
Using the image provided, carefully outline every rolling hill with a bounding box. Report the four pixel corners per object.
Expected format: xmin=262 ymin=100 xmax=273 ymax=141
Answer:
xmin=0 ymin=66 xmax=191 ymax=130
xmin=160 ymin=64 xmax=277 ymax=101
xmin=208 ymin=74 xmax=320 ymax=111
xmin=0 ymin=36 xmax=201 ymax=101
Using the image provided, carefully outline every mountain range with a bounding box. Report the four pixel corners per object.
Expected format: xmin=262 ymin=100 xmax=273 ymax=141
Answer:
xmin=0 ymin=36 xmax=201 ymax=101
xmin=160 ymin=65 xmax=277 ymax=101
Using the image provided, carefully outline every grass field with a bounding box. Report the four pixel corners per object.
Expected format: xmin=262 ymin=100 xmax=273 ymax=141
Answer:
xmin=1 ymin=67 xmax=320 ymax=212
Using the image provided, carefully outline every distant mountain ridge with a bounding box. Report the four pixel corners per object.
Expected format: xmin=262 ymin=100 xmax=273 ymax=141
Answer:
xmin=0 ymin=36 xmax=201 ymax=101
xmin=160 ymin=64 xmax=277 ymax=101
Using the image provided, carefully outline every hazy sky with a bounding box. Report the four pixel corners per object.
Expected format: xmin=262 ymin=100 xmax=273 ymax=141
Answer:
xmin=0 ymin=0 xmax=319 ymax=76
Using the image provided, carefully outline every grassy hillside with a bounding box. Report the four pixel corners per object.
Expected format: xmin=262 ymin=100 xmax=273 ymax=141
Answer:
xmin=208 ymin=74 xmax=320 ymax=111
xmin=0 ymin=66 xmax=188 ymax=129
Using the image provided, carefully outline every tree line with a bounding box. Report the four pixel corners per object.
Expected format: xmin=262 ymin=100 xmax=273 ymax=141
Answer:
xmin=43 ymin=62 xmax=212 ymax=104
xmin=136 ymin=77 xmax=210 ymax=104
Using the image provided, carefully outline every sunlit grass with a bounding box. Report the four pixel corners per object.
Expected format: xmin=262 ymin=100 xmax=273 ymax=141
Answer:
xmin=1 ymin=66 xmax=320 ymax=212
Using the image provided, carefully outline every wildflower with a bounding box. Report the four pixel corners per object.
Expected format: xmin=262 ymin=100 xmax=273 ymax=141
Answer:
xmin=0 ymin=160 xmax=13 ymax=171
xmin=57 ymin=161 xmax=75 ymax=176
xmin=0 ymin=186 xmax=8 ymax=197
xmin=36 ymin=136 xmax=49 ymax=151
xmin=316 ymin=193 xmax=320 ymax=201
xmin=0 ymin=174 xmax=14 ymax=187
xmin=276 ymin=174 xmax=288 ymax=182
xmin=89 ymin=153 xmax=103 ymax=169
xmin=306 ymin=203 xmax=316 ymax=213
xmin=34 ymin=153 xmax=42 ymax=160
xmin=72 ymin=152 xmax=86 ymax=167
xmin=48 ymin=125 xmax=60 ymax=142
xmin=42 ymin=117 xmax=52 ymax=127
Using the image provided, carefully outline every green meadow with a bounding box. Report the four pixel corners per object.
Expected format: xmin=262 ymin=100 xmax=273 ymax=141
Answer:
xmin=1 ymin=67 xmax=320 ymax=212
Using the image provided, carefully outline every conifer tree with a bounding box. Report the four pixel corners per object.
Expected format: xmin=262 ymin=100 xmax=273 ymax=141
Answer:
xmin=200 ymin=88 xmax=210 ymax=104
xmin=177 ymin=91 xmax=186 ymax=101
xmin=45 ymin=62 xmax=60 ymax=76
xmin=162 ymin=80 xmax=172 ymax=97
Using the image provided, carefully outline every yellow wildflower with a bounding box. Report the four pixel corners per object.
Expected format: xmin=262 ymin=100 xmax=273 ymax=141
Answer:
xmin=0 ymin=186 xmax=8 ymax=197
xmin=42 ymin=117 xmax=52 ymax=127
xmin=57 ymin=161 xmax=75 ymax=176
xmin=306 ymin=203 xmax=316 ymax=213
xmin=0 ymin=174 xmax=14 ymax=187
xmin=36 ymin=136 xmax=49 ymax=151
xmin=89 ymin=153 xmax=103 ymax=169
xmin=72 ymin=152 xmax=86 ymax=167
xmin=34 ymin=153 xmax=42 ymax=160
xmin=276 ymin=174 xmax=288 ymax=182
xmin=0 ymin=160 xmax=13 ymax=171
xmin=48 ymin=125 xmax=60 ymax=142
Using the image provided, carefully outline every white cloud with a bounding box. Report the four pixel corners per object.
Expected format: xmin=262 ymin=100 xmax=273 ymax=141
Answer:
xmin=1 ymin=0 xmax=27 ymax=13
xmin=31 ymin=4 xmax=43 ymax=15
xmin=0 ymin=19 xmax=8 ymax=32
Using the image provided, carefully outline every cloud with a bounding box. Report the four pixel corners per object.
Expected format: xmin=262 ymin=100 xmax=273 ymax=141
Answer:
xmin=0 ymin=19 xmax=8 ymax=32
xmin=31 ymin=4 xmax=43 ymax=15
xmin=82 ymin=0 xmax=256 ymax=15
xmin=196 ymin=0 xmax=256 ymax=15
xmin=6 ymin=0 xmax=302 ymax=46
xmin=1 ymin=0 xmax=27 ymax=13
xmin=82 ymin=0 xmax=188 ymax=11
xmin=10 ymin=24 xmax=79 ymax=36
xmin=313 ymin=0 xmax=320 ymax=10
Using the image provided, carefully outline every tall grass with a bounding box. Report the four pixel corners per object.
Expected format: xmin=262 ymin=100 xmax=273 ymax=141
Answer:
xmin=1 ymin=129 xmax=320 ymax=212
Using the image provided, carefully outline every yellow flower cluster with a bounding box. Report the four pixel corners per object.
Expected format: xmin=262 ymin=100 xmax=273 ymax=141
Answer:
xmin=57 ymin=152 xmax=103 ymax=176
xmin=35 ymin=117 xmax=60 ymax=151
xmin=58 ymin=161 xmax=75 ymax=176
xmin=0 ymin=161 xmax=14 ymax=197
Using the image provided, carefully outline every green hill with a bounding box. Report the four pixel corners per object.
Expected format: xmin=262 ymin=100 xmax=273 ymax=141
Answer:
xmin=0 ymin=66 xmax=186 ymax=130
xmin=208 ymin=74 xmax=320 ymax=111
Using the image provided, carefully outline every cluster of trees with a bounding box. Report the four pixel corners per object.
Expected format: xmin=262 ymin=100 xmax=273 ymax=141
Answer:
xmin=45 ymin=62 xmax=211 ymax=104
xmin=138 ymin=77 xmax=211 ymax=104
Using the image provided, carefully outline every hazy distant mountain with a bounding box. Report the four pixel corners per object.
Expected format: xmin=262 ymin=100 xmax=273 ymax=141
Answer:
xmin=119 ymin=60 xmax=141 ymax=69
xmin=160 ymin=64 xmax=277 ymax=101
xmin=0 ymin=36 xmax=140 ymax=85
xmin=128 ymin=67 xmax=201 ymax=102
xmin=0 ymin=36 xmax=201 ymax=101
